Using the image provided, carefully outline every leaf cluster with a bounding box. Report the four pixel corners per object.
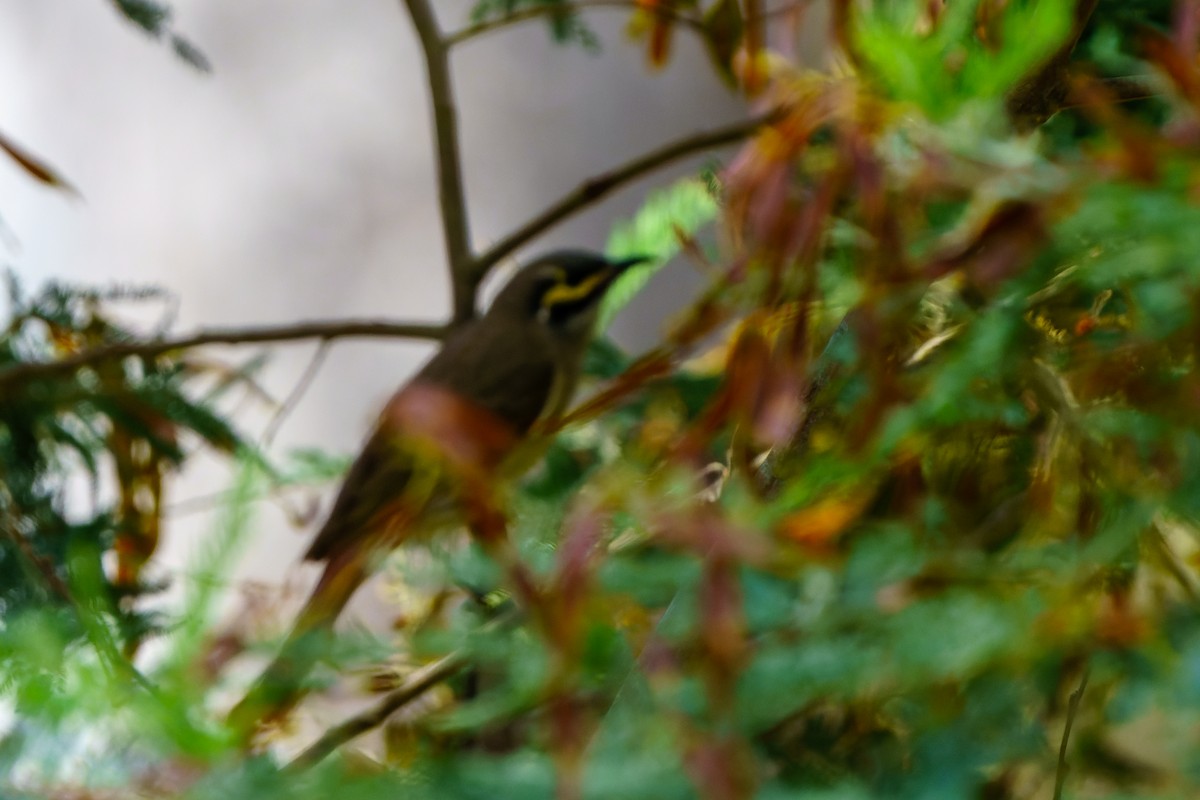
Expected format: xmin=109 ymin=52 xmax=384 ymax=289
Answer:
xmin=0 ymin=278 xmax=247 ymax=649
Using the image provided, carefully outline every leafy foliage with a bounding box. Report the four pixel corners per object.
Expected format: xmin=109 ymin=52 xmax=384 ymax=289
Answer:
xmin=7 ymin=1 xmax=1200 ymax=799
xmin=469 ymin=0 xmax=601 ymax=50
xmin=854 ymin=0 xmax=1074 ymax=118
xmin=0 ymin=279 xmax=248 ymax=650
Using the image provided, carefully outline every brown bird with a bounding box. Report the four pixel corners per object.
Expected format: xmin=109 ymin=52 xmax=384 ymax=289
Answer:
xmin=227 ymin=250 xmax=646 ymax=737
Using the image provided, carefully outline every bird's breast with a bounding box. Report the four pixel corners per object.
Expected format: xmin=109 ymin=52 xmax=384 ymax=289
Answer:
xmin=382 ymin=382 xmax=522 ymax=479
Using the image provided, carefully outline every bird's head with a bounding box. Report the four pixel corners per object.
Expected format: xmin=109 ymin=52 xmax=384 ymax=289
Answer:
xmin=488 ymin=250 xmax=651 ymax=339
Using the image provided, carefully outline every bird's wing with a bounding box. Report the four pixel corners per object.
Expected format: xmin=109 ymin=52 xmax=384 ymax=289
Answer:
xmin=302 ymin=427 xmax=442 ymax=562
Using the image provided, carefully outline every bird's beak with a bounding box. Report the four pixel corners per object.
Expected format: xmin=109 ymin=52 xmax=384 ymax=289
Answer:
xmin=599 ymin=255 xmax=654 ymax=289
xmin=608 ymin=254 xmax=654 ymax=273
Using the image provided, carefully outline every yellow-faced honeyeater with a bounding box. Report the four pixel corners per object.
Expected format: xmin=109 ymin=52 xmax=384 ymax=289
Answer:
xmin=227 ymin=250 xmax=647 ymax=736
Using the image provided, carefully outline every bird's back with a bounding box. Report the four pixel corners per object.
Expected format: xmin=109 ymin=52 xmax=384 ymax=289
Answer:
xmin=417 ymin=315 xmax=560 ymax=434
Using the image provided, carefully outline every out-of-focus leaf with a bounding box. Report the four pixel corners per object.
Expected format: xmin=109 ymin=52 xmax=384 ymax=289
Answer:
xmin=600 ymin=177 xmax=719 ymax=330
xmin=583 ymin=336 xmax=631 ymax=379
xmin=853 ymin=0 xmax=1075 ymax=120
xmin=702 ymin=0 xmax=744 ymax=86
xmin=778 ymin=491 xmax=873 ymax=551
xmin=171 ymin=34 xmax=212 ymax=73
xmin=112 ymin=0 xmax=171 ymax=35
xmin=110 ymin=0 xmax=212 ymax=71
xmin=468 ymin=0 xmax=600 ymax=50
xmin=0 ymin=129 xmax=78 ymax=195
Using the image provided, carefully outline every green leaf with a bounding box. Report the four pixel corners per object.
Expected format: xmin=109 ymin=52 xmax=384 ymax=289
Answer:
xmin=171 ymin=34 xmax=212 ymax=73
xmin=467 ymin=0 xmax=600 ymax=51
xmin=582 ymin=335 xmax=630 ymax=379
xmin=854 ymin=0 xmax=1074 ymax=120
xmin=113 ymin=0 xmax=171 ymax=35
xmin=887 ymin=590 xmax=1039 ymax=682
xmin=599 ymin=177 xmax=719 ymax=331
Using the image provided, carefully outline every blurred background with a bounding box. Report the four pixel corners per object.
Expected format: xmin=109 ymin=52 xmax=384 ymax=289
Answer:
xmin=0 ymin=0 xmax=823 ymax=624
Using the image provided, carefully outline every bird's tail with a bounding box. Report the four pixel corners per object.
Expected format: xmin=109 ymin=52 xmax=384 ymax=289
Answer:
xmin=225 ymin=550 xmax=369 ymax=744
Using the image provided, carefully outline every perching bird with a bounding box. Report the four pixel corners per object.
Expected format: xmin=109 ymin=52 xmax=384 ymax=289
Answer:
xmin=227 ymin=250 xmax=646 ymax=737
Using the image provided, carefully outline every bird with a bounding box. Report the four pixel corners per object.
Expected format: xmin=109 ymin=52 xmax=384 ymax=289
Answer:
xmin=226 ymin=249 xmax=647 ymax=738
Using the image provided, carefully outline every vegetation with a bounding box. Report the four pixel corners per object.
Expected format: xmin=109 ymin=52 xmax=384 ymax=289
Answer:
xmin=3 ymin=0 xmax=1200 ymax=797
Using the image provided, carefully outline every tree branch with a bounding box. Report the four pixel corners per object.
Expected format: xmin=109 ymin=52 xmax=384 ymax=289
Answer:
xmin=286 ymin=649 xmax=466 ymax=770
xmin=401 ymin=0 xmax=476 ymax=324
xmin=470 ymin=110 xmax=778 ymax=281
xmin=446 ymin=0 xmax=704 ymax=47
xmin=0 ymin=318 xmax=446 ymax=391
xmin=287 ymin=607 xmax=520 ymax=769
xmin=1053 ymin=668 xmax=1089 ymax=800
xmin=261 ymin=340 xmax=331 ymax=448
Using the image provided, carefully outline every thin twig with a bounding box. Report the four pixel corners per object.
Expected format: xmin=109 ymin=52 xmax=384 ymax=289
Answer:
xmin=756 ymin=312 xmax=855 ymax=496
xmin=166 ymin=487 xmax=245 ymax=517
xmin=287 ymin=606 xmax=521 ymax=770
xmin=471 ymin=111 xmax=779 ymax=281
xmin=446 ymin=0 xmax=704 ymax=47
xmin=447 ymin=0 xmax=809 ymax=46
xmin=1053 ymin=668 xmax=1090 ymax=800
xmin=287 ymin=650 xmax=466 ymax=770
xmin=261 ymin=340 xmax=331 ymax=449
xmin=401 ymin=0 xmax=476 ymax=324
xmin=0 ymin=318 xmax=446 ymax=391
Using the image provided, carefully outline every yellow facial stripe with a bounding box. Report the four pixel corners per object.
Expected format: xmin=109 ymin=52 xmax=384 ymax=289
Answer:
xmin=542 ymin=270 xmax=609 ymax=308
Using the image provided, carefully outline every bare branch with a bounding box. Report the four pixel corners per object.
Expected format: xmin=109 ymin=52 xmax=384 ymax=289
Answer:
xmin=261 ymin=340 xmax=331 ymax=448
xmin=287 ymin=607 xmax=520 ymax=769
xmin=446 ymin=0 xmax=703 ymax=47
xmin=286 ymin=649 xmax=465 ymax=770
xmin=1053 ymin=668 xmax=1090 ymax=800
xmin=401 ymin=0 xmax=476 ymax=323
xmin=471 ymin=111 xmax=778 ymax=281
xmin=0 ymin=318 xmax=446 ymax=391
